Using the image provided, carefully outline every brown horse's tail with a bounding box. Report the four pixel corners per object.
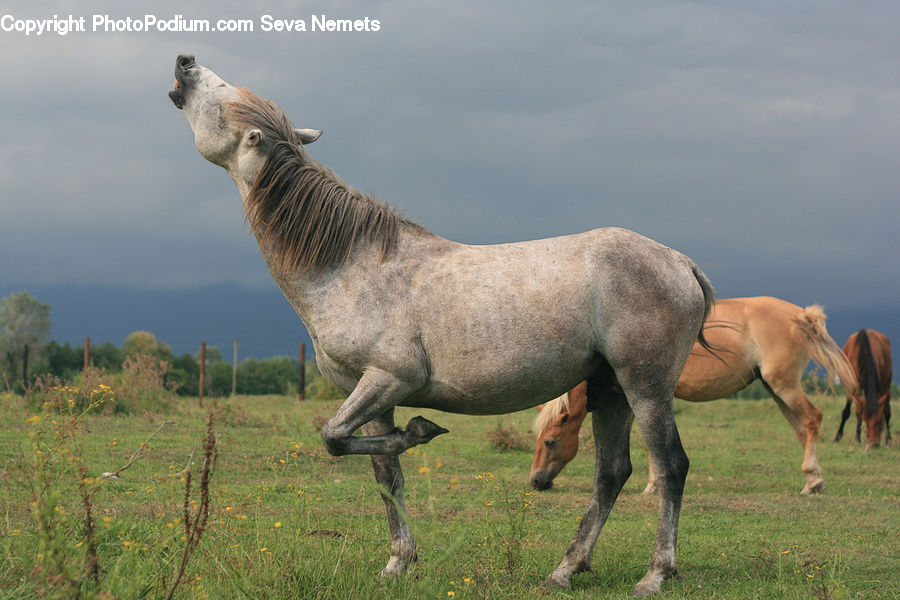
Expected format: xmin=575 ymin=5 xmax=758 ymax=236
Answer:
xmin=793 ymin=305 xmax=859 ymax=398
xmin=691 ymin=263 xmax=716 ymax=353
xmin=855 ymin=329 xmax=881 ymax=418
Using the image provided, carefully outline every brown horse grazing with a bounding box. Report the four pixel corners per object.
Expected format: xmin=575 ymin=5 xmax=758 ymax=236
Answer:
xmin=834 ymin=329 xmax=892 ymax=450
xmin=531 ymin=296 xmax=859 ymax=495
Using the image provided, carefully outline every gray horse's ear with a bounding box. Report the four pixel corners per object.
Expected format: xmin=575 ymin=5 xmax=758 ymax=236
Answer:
xmin=295 ymin=128 xmax=323 ymax=145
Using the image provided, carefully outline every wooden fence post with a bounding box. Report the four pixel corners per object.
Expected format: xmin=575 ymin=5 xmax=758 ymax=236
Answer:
xmin=84 ymin=337 xmax=90 ymax=369
xmin=299 ymin=342 xmax=306 ymax=401
xmin=232 ymin=338 xmax=238 ymax=397
xmin=199 ymin=341 xmax=206 ymax=406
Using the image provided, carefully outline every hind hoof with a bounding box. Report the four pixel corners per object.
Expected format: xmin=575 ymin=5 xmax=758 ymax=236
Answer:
xmin=801 ymin=480 xmax=825 ymax=495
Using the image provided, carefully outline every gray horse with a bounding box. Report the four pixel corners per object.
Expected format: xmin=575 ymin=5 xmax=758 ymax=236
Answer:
xmin=169 ymin=54 xmax=714 ymax=596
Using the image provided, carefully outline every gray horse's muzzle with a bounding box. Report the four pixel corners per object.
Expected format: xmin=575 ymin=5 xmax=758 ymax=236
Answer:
xmin=168 ymin=54 xmax=196 ymax=109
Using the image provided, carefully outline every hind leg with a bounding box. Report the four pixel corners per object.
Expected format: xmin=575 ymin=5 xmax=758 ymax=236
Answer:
xmin=761 ymin=377 xmax=824 ymax=494
xmin=629 ymin=389 xmax=690 ymax=596
xmin=642 ymin=453 xmax=659 ymax=495
xmin=545 ymin=378 xmax=634 ymax=588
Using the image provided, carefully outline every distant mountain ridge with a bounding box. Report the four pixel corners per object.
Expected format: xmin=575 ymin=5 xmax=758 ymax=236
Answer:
xmin=1 ymin=284 xmax=897 ymax=380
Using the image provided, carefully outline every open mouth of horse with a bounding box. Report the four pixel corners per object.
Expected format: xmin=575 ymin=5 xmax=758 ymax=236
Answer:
xmin=168 ymin=54 xmax=196 ymax=109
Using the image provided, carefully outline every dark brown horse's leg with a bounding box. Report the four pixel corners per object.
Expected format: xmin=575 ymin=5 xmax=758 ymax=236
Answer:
xmin=365 ymin=411 xmax=417 ymax=576
xmin=544 ymin=379 xmax=633 ymax=589
xmin=835 ymin=397 xmax=853 ymax=442
xmin=855 ymin=407 xmax=863 ymax=443
xmin=884 ymin=394 xmax=892 ymax=445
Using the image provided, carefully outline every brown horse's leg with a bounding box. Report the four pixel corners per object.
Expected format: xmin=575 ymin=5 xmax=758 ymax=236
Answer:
xmin=642 ymin=458 xmax=658 ymax=495
xmin=762 ymin=378 xmax=824 ymax=494
xmin=545 ymin=379 xmax=633 ymax=589
xmin=365 ymin=411 xmax=417 ymax=576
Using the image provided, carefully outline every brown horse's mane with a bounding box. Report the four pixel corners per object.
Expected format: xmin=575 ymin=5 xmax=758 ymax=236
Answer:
xmin=223 ymin=87 xmax=423 ymax=273
xmin=533 ymin=393 xmax=570 ymax=438
xmin=855 ymin=328 xmax=881 ymax=417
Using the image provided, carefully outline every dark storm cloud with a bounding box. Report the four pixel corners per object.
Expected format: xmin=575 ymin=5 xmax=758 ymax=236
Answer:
xmin=1 ymin=1 xmax=898 ymax=309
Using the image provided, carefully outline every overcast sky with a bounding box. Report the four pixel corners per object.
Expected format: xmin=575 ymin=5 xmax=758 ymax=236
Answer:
xmin=2 ymin=1 xmax=898 ymax=312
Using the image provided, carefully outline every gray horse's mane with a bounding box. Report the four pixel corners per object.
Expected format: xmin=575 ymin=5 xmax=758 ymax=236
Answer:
xmin=533 ymin=393 xmax=570 ymax=438
xmin=224 ymin=87 xmax=421 ymax=273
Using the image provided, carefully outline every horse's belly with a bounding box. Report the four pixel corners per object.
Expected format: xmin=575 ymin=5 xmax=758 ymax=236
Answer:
xmin=405 ymin=349 xmax=599 ymax=415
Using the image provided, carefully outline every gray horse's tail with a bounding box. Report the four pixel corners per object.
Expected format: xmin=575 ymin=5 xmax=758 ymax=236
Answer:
xmin=691 ymin=263 xmax=716 ymax=353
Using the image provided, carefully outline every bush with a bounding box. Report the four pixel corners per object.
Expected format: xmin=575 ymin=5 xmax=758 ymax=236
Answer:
xmin=112 ymin=354 xmax=177 ymax=413
xmin=486 ymin=421 xmax=529 ymax=451
xmin=236 ymin=356 xmax=297 ymax=395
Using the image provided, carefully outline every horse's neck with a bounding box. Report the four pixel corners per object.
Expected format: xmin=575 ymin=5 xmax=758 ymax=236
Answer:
xmin=258 ymin=221 xmax=452 ymax=332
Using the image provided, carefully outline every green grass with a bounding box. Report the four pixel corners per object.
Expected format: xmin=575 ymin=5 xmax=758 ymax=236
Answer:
xmin=1 ymin=391 xmax=897 ymax=599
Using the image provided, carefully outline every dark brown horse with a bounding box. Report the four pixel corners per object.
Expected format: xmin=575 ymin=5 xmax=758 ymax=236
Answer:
xmin=835 ymin=329 xmax=892 ymax=450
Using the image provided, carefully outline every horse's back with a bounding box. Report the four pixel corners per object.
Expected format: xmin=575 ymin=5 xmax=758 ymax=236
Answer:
xmin=410 ymin=227 xmax=708 ymax=412
xmin=676 ymin=297 xmax=813 ymax=400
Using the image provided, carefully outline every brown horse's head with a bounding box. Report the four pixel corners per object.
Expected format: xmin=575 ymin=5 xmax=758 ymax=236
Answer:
xmin=861 ymin=403 xmax=887 ymax=450
xmin=841 ymin=329 xmax=892 ymax=451
xmin=529 ymin=382 xmax=588 ymax=490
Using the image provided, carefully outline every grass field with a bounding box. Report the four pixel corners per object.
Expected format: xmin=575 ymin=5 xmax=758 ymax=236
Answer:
xmin=1 ymin=389 xmax=898 ymax=599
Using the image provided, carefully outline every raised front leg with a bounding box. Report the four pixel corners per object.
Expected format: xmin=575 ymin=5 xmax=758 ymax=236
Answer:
xmin=320 ymin=368 xmax=448 ymax=456
xmin=365 ymin=411 xmax=417 ymax=576
xmin=545 ymin=381 xmax=633 ymax=589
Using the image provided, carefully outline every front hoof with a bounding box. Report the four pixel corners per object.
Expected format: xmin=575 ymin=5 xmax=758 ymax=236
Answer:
xmin=406 ymin=416 xmax=449 ymax=445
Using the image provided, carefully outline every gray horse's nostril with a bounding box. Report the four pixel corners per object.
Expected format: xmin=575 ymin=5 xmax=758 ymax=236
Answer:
xmin=177 ymin=54 xmax=195 ymax=69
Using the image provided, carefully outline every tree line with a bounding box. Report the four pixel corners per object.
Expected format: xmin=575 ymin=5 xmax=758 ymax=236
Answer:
xmin=1 ymin=291 xmax=342 ymax=399
xmin=38 ymin=333 xmax=343 ymax=399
